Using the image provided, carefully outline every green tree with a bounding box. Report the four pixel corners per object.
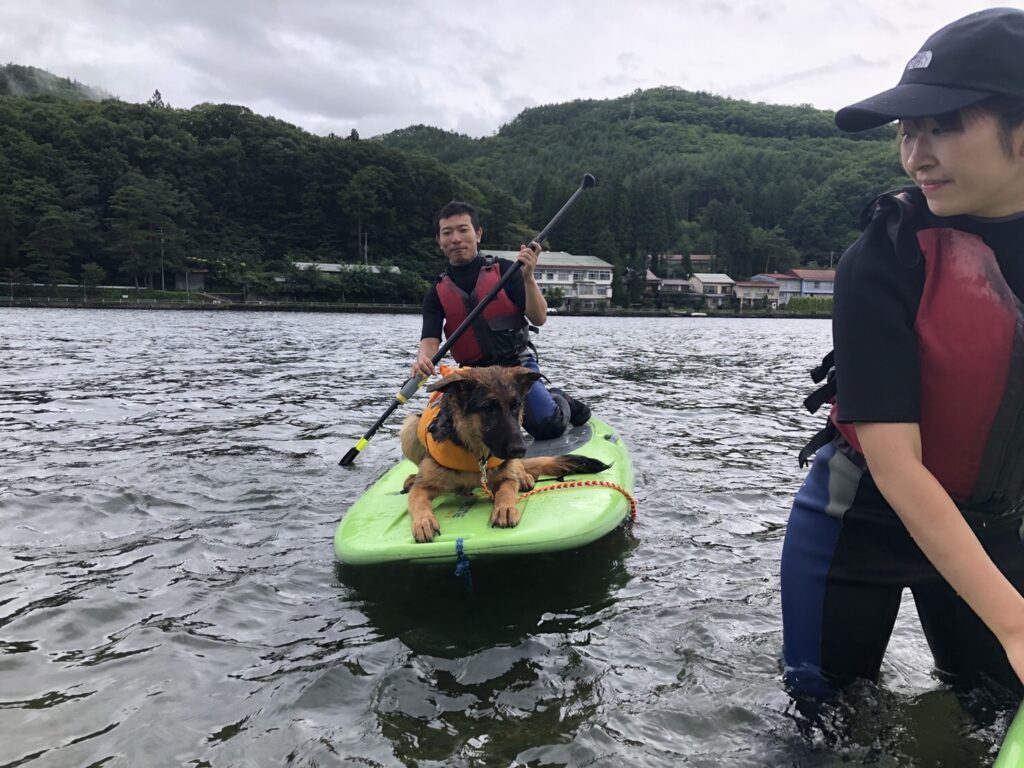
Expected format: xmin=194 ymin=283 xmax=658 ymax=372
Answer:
xmin=700 ymin=200 xmax=754 ymax=277
xmin=0 ymin=197 xmax=17 ymax=271
xmin=22 ymin=208 xmax=73 ymax=284
xmin=787 ymin=162 xmax=899 ymax=264
xmin=106 ymin=175 xmax=196 ymax=287
xmin=3 ymin=267 xmax=24 ymax=300
xmin=338 ymin=166 xmax=397 ymax=263
xmin=81 ymin=262 xmax=105 ymax=300
xmin=750 ymin=226 xmax=800 ymax=274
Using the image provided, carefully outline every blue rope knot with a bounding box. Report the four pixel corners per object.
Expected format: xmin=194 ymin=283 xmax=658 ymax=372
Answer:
xmin=454 ymin=537 xmax=473 ymax=592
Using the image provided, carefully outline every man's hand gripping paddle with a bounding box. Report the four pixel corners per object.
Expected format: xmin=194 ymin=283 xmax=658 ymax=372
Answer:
xmin=338 ymin=172 xmax=596 ymax=467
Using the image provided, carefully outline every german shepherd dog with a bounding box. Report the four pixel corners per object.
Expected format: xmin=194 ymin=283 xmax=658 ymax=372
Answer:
xmin=400 ymin=366 xmax=610 ymax=543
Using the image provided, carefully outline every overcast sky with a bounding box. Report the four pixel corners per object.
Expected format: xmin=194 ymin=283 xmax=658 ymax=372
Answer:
xmin=2 ymin=1 xmax=1017 ymax=138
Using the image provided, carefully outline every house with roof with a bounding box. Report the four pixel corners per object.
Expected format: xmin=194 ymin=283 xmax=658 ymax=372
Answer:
xmin=789 ymin=268 xmax=835 ymax=299
xmin=688 ymin=273 xmax=734 ymax=309
xmin=734 ymin=280 xmax=780 ymax=309
xmin=483 ymin=250 xmax=614 ymax=310
xmin=751 ymin=269 xmax=834 ymax=305
xmin=645 ymin=268 xmax=662 ymax=298
xmin=644 ymin=268 xmax=698 ymax=306
xmin=751 ymin=272 xmax=801 ymax=305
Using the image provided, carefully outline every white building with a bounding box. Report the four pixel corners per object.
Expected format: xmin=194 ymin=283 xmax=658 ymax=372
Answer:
xmin=688 ymin=272 xmax=735 ymax=309
xmin=483 ymin=250 xmax=614 ymax=311
xmin=293 ymin=262 xmax=400 ymax=274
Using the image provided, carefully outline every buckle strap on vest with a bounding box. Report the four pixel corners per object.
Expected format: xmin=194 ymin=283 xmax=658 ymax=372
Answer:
xmin=804 ymin=379 xmax=836 ymax=415
xmin=810 ymin=350 xmax=834 ymax=384
xmin=803 ymin=349 xmax=837 ymax=414
xmin=799 ymin=420 xmax=837 ymax=468
xmin=799 ymin=349 xmax=838 ymax=465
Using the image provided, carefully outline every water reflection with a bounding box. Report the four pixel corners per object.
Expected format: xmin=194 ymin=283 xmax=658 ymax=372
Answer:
xmin=338 ymin=531 xmax=634 ymax=658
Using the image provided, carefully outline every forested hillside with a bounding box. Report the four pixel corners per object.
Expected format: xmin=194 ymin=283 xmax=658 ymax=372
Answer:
xmin=0 ymin=64 xmax=109 ymax=101
xmin=2 ymin=72 xmax=905 ymax=305
xmin=0 ymin=87 xmax=529 ymax=302
xmin=381 ymin=87 xmax=905 ymax=301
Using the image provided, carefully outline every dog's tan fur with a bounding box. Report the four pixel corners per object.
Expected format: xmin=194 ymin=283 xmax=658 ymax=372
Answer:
xmin=399 ymin=366 xmax=607 ymax=543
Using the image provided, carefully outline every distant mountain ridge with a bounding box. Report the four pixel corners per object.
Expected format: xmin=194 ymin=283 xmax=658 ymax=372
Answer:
xmin=1 ymin=64 xmax=902 ymax=304
xmin=376 ymin=84 xmax=901 ymax=286
xmin=0 ymin=63 xmax=110 ymax=101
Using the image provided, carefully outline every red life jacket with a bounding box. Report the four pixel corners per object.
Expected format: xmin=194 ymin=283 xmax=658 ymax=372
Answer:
xmin=436 ymin=258 xmax=528 ymax=366
xmin=830 ymin=227 xmax=1024 ymax=508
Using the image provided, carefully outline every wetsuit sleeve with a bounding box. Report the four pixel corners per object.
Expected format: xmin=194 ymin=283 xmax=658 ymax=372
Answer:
xmin=497 ymin=258 xmax=527 ymax=313
xmin=421 ymin=284 xmax=443 ymax=340
xmin=833 ymin=215 xmax=924 ymax=423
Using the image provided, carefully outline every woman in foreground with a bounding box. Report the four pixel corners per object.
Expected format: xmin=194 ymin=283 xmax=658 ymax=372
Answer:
xmin=782 ymin=7 xmax=1024 ymax=703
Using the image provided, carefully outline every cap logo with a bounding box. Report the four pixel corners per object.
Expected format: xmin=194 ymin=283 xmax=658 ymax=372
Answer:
xmin=906 ymin=51 xmax=933 ymax=70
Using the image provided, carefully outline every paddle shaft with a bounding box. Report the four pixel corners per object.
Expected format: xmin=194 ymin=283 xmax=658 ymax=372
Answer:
xmin=339 ymin=173 xmax=596 ymax=466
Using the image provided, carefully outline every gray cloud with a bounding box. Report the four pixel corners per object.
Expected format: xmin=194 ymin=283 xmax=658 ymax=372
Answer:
xmin=0 ymin=0 xmax=995 ymax=137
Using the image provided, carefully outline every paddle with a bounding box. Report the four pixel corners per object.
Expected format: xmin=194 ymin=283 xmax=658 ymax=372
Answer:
xmin=338 ymin=172 xmax=597 ymax=467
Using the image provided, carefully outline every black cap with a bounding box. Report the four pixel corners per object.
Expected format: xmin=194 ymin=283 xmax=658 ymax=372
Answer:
xmin=836 ymin=7 xmax=1024 ymax=132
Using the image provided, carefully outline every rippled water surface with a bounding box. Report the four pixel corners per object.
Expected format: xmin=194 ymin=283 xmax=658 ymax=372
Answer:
xmin=0 ymin=308 xmax=1012 ymax=767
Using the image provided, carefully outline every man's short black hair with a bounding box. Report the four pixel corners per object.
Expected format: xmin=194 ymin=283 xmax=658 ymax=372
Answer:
xmin=435 ymin=201 xmax=480 ymax=236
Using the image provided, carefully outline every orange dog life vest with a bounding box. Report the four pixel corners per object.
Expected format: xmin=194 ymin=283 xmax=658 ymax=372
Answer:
xmin=417 ymin=390 xmax=504 ymax=474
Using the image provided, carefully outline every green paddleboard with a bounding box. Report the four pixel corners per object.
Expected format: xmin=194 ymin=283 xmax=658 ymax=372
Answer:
xmin=997 ymin=705 xmax=1024 ymax=767
xmin=335 ymin=416 xmax=634 ymax=565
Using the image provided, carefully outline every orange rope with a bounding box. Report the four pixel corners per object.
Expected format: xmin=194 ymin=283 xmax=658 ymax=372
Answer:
xmin=479 ymin=471 xmax=637 ymax=521
xmin=518 ymin=480 xmax=638 ymax=521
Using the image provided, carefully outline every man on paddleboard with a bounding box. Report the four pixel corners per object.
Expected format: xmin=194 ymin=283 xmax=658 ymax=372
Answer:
xmin=410 ymin=200 xmax=590 ymax=439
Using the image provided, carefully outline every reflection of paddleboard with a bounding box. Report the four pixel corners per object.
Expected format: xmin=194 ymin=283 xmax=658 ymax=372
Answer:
xmin=335 ymin=416 xmax=634 ymax=565
xmin=996 ymin=705 xmax=1024 ymax=767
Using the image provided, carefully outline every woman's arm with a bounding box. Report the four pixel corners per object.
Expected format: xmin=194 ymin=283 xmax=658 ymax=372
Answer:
xmin=856 ymin=421 xmax=1024 ymax=681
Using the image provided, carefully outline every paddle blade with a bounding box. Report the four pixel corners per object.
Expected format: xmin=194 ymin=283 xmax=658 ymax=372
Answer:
xmin=339 ymin=437 xmax=369 ymax=466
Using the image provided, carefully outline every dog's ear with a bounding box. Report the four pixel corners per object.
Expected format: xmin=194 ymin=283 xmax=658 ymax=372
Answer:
xmin=509 ymin=367 xmax=543 ymax=396
xmin=426 ymin=370 xmax=475 ymax=395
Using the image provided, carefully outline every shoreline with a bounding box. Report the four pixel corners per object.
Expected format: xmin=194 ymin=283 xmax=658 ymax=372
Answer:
xmin=2 ymin=298 xmax=830 ymax=319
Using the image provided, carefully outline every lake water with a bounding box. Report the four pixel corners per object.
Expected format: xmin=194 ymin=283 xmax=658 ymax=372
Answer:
xmin=0 ymin=308 xmax=1012 ymax=767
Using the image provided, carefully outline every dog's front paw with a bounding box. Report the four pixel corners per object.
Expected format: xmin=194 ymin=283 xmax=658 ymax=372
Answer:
xmin=519 ymin=473 xmax=537 ymax=491
xmin=490 ymin=503 xmax=521 ymax=529
xmin=412 ymin=512 xmax=441 ymax=543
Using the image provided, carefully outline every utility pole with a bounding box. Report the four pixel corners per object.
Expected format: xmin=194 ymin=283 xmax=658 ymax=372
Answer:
xmin=160 ymin=226 xmax=165 ymax=291
xmin=363 ymin=230 xmax=368 ymax=265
